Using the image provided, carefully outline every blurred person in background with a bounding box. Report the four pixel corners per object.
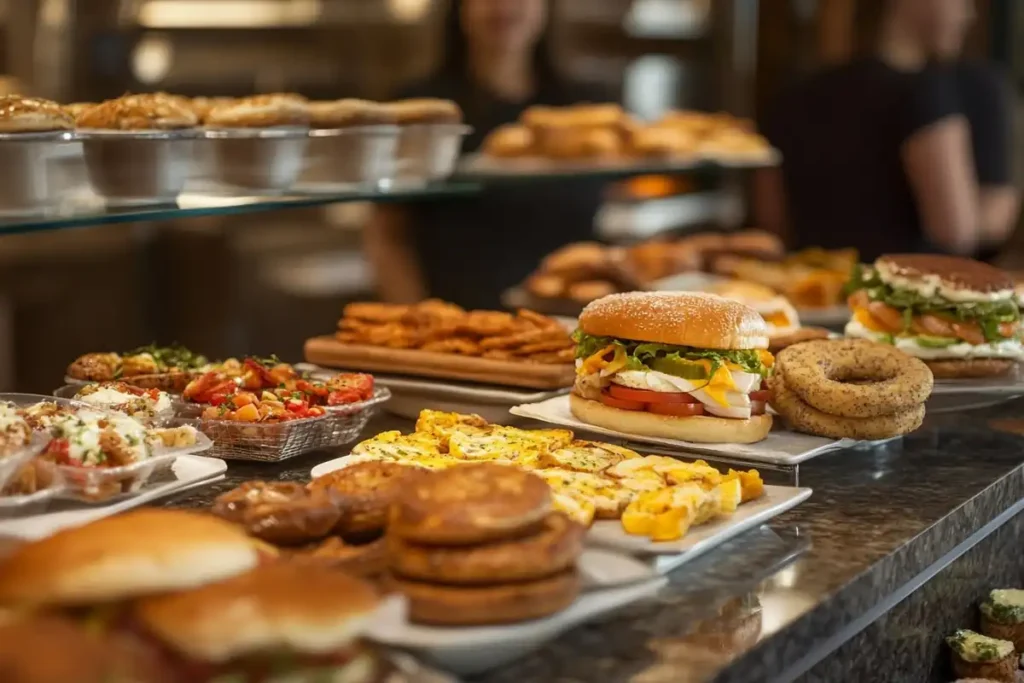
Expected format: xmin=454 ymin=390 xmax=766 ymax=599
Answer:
xmin=755 ymin=0 xmax=1019 ymax=261
xmin=364 ymin=0 xmax=608 ymax=308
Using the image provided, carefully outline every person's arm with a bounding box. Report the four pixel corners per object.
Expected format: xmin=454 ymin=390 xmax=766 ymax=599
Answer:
xmin=961 ymin=64 xmax=1019 ymax=247
xmin=752 ymin=167 xmax=790 ymax=245
xmin=362 ymin=205 xmax=428 ymax=303
xmin=901 ymin=116 xmax=981 ymax=255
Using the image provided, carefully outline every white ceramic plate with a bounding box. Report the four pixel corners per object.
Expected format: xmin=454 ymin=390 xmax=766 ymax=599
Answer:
xmin=367 ymin=575 xmax=666 ymax=676
xmin=0 ymin=455 xmax=227 ymax=539
xmin=510 ymin=394 xmax=886 ymax=466
xmin=797 ymin=305 xmax=851 ymax=328
xmin=931 ymin=363 xmax=1024 ymax=396
xmin=588 ymin=485 xmax=812 ymax=559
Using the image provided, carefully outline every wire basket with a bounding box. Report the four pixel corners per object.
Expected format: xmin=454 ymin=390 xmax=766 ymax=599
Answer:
xmin=190 ymin=386 xmax=390 ymax=462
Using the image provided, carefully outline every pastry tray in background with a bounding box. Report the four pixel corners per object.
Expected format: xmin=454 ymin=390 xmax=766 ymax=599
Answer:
xmin=304 ymin=336 xmax=574 ymax=390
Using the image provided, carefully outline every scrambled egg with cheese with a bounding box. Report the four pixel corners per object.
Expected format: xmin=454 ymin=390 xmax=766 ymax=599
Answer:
xmin=342 ymin=410 xmax=764 ymax=537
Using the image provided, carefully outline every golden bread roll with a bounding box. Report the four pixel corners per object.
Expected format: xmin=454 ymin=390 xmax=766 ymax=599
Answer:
xmin=0 ymin=95 xmax=74 ymax=133
xmin=483 ymin=124 xmax=534 ymax=157
xmin=205 ymin=93 xmax=309 ymax=128
xmin=307 ymin=98 xmax=396 ymax=128
xmin=76 ymin=93 xmax=198 ymax=130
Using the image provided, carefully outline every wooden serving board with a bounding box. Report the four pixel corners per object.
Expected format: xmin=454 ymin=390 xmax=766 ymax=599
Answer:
xmin=304 ymin=336 xmax=575 ymax=390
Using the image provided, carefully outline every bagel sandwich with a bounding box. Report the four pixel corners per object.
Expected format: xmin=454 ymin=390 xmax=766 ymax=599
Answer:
xmin=845 ymin=254 xmax=1022 ymax=378
xmin=707 ymin=280 xmax=800 ymax=337
xmin=571 ymin=292 xmax=773 ymax=444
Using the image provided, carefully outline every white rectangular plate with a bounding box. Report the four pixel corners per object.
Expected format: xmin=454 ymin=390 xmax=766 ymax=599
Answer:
xmin=931 ymin=364 xmax=1024 ymax=396
xmin=367 ymin=574 xmax=666 ymax=676
xmin=0 ymin=455 xmax=227 ymax=539
xmin=587 ymin=485 xmax=812 ymax=558
xmin=511 ymin=394 xmax=872 ymax=465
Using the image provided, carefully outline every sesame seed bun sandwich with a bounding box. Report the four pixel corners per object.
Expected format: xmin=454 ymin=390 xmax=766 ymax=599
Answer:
xmin=0 ymin=508 xmax=262 ymax=652
xmin=846 ymin=254 xmax=1022 ymax=378
xmin=0 ymin=614 xmax=170 ymax=683
xmin=131 ymin=563 xmax=386 ymax=683
xmin=571 ymin=292 xmax=774 ymax=444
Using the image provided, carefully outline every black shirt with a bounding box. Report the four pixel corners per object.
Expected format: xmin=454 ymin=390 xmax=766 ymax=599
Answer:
xmin=396 ymin=75 xmax=609 ymax=310
xmin=763 ymin=58 xmax=1012 ymax=262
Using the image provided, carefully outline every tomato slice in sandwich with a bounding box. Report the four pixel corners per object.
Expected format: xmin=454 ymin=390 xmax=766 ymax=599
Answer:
xmin=647 ymin=402 xmax=705 ymax=417
xmin=607 ymin=385 xmax=700 ymax=404
xmin=598 ymin=392 xmax=645 ymax=411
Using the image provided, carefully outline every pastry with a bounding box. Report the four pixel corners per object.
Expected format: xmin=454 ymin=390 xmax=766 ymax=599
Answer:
xmin=390 ymin=463 xmax=552 ymax=545
xmin=287 ymin=537 xmax=389 ymax=578
xmin=0 ymin=95 xmax=74 ymax=133
xmin=189 ymin=96 xmax=235 ymax=123
xmin=62 ymin=103 xmax=95 ymax=121
xmin=483 ymin=124 xmax=534 ymax=157
xmin=307 ymin=99 xmax=397 ymax=128
xmin=204 ymin=93 xmax=310 ymax=128
xmin=947 ymin=629 xmax=1018 ymax=682
xmin=308 ymin=461 xmax=420 ymax=536
xmin=980 ymin=589 xmax=1024 ymax=650
xmin=389 ymin=512 xmax=583 ymax=585
xmin=75 ymin=93 xmax=198 ymax=130
xmin=385 ymin=98 xmax=463 ymax=125
xmin=631 ymin=124 xmax=697 ymax=157
xmin=389 ymin=568 xmax=580 ymax=626
xmin=211 ymin=481 xmax=340 ymax=546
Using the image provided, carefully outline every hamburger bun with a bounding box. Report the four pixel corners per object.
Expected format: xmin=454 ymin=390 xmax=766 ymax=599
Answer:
xmin=569 ymin=394 xmax=773 ymax=444
xmin=578 ymin=291 xmax=769 ymax=350
xmin=0 ymin=509 xmax=259 ymax=606
xmin=134 ymin=564 xmax=381 ymax=663
xmin=876 ymin=254 xmax=1015 ymax=295
xmin=0 ymin=616 xmax=166 ymax=683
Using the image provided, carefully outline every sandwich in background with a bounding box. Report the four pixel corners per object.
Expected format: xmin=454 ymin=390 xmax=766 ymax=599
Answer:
xmin=706 ymin=280 xmax=832 ymax=352
xmin=845 ymin=254 xmax=1023 ymax=378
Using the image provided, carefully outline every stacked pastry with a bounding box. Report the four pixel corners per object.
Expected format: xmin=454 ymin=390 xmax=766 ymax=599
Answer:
xmin=386 ymin=463 xmax=585 ymax=626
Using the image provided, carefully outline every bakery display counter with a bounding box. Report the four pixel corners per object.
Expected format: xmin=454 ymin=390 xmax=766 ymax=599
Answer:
xmin=160 ymin=399 xmax=1024 ymax=682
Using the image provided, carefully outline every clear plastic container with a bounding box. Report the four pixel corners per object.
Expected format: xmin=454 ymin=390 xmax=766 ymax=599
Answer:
xmin=64 ymin=371 xmax=199 ymax=393
xmin=0 ymin=432 xmax=50 ymax=491
xmin=52 ymin=384 xmax=177 ymax=427
xmin=191 ymin=386 xmax=390 ymax=462
xmin=0 ymin=474 xmax=68 ymax=519
xmin=40 ymin=430 xmax=213 ymax=503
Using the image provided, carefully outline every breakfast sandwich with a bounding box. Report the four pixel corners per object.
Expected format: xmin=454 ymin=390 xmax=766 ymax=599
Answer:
xmin=571 ymin=292 xmax=774 ymax=444
xmin=846 ymin=254 xmax=1022 ymax=378
xmin=708 ymin=280 xmax=801 ymax=337
xmin=133 ymin=564 xmax=385 ymax=683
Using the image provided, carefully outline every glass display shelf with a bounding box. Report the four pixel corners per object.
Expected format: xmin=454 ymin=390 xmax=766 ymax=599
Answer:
xmin=0 ymin=183 xmax=481 ymax=236
xmin=454 ymin=151 xmax=780 ymax=184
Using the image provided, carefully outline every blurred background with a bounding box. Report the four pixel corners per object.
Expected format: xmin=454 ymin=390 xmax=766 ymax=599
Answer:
xmin=0 ymin=0 xmax=1019 ymax=391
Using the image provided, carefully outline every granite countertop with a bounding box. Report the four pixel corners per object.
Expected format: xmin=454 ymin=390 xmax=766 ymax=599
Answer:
xmin=164 ymin=398 xmax=1024 ymax=683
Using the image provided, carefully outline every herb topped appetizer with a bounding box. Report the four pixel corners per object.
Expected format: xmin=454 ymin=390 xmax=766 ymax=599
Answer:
xmin=946 ymin=628 xmax=1017 ymax=682
xmin=981 ymin=589 xmax=1024 ymax=651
